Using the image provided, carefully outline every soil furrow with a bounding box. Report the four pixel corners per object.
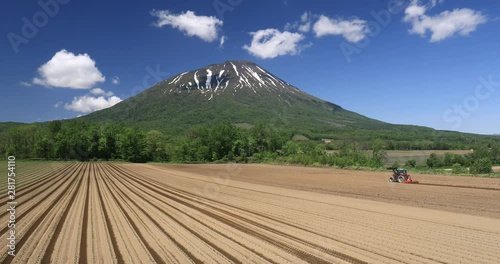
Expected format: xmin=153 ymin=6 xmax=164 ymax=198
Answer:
xmin=417 ymin=183 xmax=500 ymax=191
xmin=0 ymin=162 xmax=78 ymax=219
xmin=110 ymin=163 xmax=359 ymax=264
xmin=2 ymin=163 xmax=84 ymax=264
xmin=3 ymin=162 xmax=499 ymax=264
xmin=40 ymin=163 xmax=87 ymax=263
xmin=78 ymin=162 xmax=91 ymax=264
xmin=105 ymin=163 xmax=256 ymax=264
xmin=94 ymin=173 xmax=124 ymax=264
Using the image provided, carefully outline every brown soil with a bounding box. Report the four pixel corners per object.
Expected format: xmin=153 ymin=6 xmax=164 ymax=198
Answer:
xmin=1 ymin=162 xmax=499 ymax=263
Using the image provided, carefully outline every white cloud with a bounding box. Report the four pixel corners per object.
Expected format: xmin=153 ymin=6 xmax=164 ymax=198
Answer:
xmin=63 ymin=88 xmax=120 ymax=113
xmin=405 ymin=4 xmax=427 ymax=19
xmin=243 ymin=29 xmax=306 ymax=59
xmin=298 ymin=22 xmax=311 ymax=33
xmin=404 ymin=2 xmax=487 ymax=42
xmin=20 ymin=81 xmax=32 ymax=87
xmin=313 ymin=15 xmax=369 ymax=43
xmin=64 ymin=95 xmax=122 ymax=113
xmin=90 ymin=88 xmax=114 ymax=97
xmin=301 ymin=12 xmax=310 ymax=22
xmin=219 ymin=35 xmax=226 ymax=48
xmin=284 ymin=22 xmax=296 ymax=31
xmin=32 ymin=49 xmax=105 ymax=89
xmin=285 ymin=11 xmax=312 ymax=33
xmin=111 ymin=76 xmax=120 ymax=85
xmin=150 ymin=10 xmax=223 ymax=42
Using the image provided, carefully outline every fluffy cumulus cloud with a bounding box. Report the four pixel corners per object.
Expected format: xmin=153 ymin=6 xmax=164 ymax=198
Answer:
xmin=403 ymin=1 xmax=487 ymax=42
xmin=150 ymin=10 xmax=223 ymax=42
xmin=313 ymin=15 xmax=369 ymax=43
xmin=90 ymin=88 xmax=114 ymax=97
xmin=243 ymin=29 xmax=306 ymax=59
xmin=63 ymin=89 xmax=121 ymax=113
xmin=33 ymin=49 xmax=105 ymax=89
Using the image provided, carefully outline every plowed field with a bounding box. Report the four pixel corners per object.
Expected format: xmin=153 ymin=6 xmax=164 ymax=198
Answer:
xmin=2 ymin=162 xmax=499 ymax=263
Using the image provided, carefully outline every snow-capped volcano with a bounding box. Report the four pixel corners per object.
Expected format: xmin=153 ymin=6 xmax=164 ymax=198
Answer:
xmin=161 ymin=61 xmax=302 ymax=101
xmin=83 ymin=60 xmax=390 ymax=133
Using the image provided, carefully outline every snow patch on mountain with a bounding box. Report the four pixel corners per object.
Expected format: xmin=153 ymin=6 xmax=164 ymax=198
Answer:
xmin=206 ymin=69 xmax=213 ymax=89
xmin=215 ymin=69 xmax=224 ymax=91
xmin=231 ymin=62 xmax=239 ymax=77
xmin=169 ymin=72 xmax=187 ymax=84
xmin=162 ymin=61 xmax=302 ymax=101
xmin=194 ymin=71 xmax=200 ymax=90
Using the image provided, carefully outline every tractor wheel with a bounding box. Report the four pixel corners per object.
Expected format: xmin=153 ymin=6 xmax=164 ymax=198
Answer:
xmin=398 ymin=176 xmax=406 ymax=183
xmin=389 ymin=177 xmax=395 ymax=182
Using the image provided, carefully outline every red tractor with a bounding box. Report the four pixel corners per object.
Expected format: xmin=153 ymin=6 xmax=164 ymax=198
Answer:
xmin=387 ymin=167 xmax=419 ymax=184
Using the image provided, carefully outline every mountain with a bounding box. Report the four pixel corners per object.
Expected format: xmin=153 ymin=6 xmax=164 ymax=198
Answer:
xmin=82 ymin=60 xmax=395 ymax=135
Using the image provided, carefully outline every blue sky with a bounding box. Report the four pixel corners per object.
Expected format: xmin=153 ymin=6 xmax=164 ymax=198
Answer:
xmin=1 ymin=0 xmax=499 ymax=134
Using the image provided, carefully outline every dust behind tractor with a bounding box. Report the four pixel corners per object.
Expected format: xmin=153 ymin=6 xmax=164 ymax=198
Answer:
xmin=387 ymin=167 xmax=419 ymax=184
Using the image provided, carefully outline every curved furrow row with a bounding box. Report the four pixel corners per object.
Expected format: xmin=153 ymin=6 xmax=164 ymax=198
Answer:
xmin=78 ymin=162 xmax=91 ymax=264
xmin=108 ymin=164 xmax=298 ymax=262
xmin=0 ymin=163 xmax=84 ymax=262
xmin=159 ymin=183 xmax=410 ymax=263
xmin=85 ymin=162 xmax=118 ymax=263
xmin=94 ymin=165 xmax=153 ymax=263
xmin=93 ymin=165 xmax=123 ymax=263
xmin=0 ymin=163 xmax=82 ymax=242
xmin=3 ymin=162 xmax=499 ymax=264
xmin=109 ymin=163 xmax=362 ymax=264
xmin=171 ymin=171 xmax=500 ymax=263
xmin=0 ymin=162 xmax=76 ymax=205
xmin=104 ymin=163 xmax=274 ymax=264
xmin=119 ymin=163 xmax=500 ymax=264
xmin=119 ymin=165 xmax=375 ymax=263
xmin=101 ymin=163 xmax=235 ymax=263
xmin=96 ymin=163 xmax=169 ymax=264
xmin=2 ymin=163 xmax=84 ymax=263
xmin=152 ymin=166 xmax=500 ymax=235
xmin=44 ymin=162 xmax=91 ymax=263
xmin=194 ymin=181 xmax=500 ymax=261
xmin=229 ymin=189 xmax=500 ymax=260
xmin=152 ymin=166 xmax=500 ymax=252
xmin=116 ymin=164 xmax=393 ymax=263
xmin=106 ymin=164 xmax=311 ymax=264
xmin=0 ymin=161 xmax=67 ymax=193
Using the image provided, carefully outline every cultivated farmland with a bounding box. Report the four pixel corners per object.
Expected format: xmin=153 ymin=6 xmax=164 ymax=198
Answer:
xmin=1 ymin=162 xmax=499 ymax=263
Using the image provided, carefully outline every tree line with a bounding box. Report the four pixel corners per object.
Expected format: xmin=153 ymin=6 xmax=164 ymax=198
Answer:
xmin=0 ymin=120 xmax=383 ymax=165
xmin=0 ymin=120 xmax=498 ymax=174
xmin=423 ymin=148 xmax=499 ymax=174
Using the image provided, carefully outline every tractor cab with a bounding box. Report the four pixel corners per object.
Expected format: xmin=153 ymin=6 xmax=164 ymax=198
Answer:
xmin=387 ymin=167 xmax=418 ymax=183
xmin=395 ymin=169 xmax=407 ymax=176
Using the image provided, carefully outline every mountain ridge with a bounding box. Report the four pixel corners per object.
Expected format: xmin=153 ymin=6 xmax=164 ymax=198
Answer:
xmin=81 ymin=60 xmax=394 ymax=134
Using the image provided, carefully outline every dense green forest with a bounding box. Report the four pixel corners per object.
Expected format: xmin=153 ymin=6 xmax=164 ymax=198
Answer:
xmin=0 ymin=120 xmax=498 ymax=173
